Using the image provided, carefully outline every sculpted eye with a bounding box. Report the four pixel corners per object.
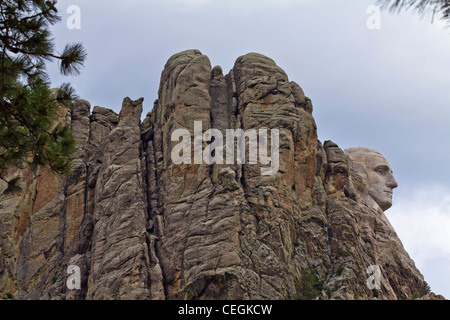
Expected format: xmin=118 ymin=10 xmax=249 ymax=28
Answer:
xmin=375 ymin=166 xmax=387 ymax=175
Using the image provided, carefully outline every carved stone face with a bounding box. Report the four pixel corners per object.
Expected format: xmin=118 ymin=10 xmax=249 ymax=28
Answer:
xmin=345 ymin=148 xmax=398 ymax=212
xmin=366 ymin=153 xmax=398 ymax=211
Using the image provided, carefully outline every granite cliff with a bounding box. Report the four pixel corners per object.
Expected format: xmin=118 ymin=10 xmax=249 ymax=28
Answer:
xmin=0 ymin=50 xmax=442 ymax=300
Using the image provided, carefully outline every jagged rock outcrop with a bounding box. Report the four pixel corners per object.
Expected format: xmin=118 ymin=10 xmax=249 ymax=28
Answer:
xmin=0 ymin=49 xmax=442 ymax=300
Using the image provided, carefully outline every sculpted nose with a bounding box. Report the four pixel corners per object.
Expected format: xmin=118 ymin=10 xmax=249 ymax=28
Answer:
xmin=387 ymin=173 xmax=398 ymax=189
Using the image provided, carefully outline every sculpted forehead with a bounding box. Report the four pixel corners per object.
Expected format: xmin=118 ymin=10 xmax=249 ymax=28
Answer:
xmin=345 ymin=148 xmax=387 ymax=166
xmin=366 ymin=154 xmax=392 ymax=170
xmin=345 ymin=147 xmax=381 ymax=157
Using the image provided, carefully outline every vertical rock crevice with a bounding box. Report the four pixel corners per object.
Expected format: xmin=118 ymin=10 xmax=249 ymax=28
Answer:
xmin=86 ymin=97 xmax=153 ymax=300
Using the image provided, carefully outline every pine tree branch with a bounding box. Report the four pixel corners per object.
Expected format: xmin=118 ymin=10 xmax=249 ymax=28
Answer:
xmin=378 ymin=0 xmax=450 ymax=23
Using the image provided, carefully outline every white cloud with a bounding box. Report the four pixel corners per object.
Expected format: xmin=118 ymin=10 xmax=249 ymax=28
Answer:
xmin=387 ymin=185 xmax=450 ymax=297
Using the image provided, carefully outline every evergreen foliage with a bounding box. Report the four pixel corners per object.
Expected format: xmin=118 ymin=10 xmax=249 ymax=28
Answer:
xmin=379 ymin=0 xmax=450 ymax=23
xmin=0 ymin=0 xmax=86 ymax=192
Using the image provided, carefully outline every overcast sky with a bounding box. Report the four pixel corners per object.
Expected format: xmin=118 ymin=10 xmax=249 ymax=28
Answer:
xmin=47 ymin=0 xmax=450 ymax=297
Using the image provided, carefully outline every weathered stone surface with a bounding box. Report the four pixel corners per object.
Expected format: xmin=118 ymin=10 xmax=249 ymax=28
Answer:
xmin=341 ymin=147 xmax=423 ymax=299
xmin=0 ymin=50 xmax=442 ymax=300
xmin=86 ymin=97 xmax=157 ymax=300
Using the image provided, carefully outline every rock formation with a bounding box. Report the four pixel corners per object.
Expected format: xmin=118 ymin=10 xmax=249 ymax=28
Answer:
xmin=0 ymin=49 xmax=443 ymax=300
